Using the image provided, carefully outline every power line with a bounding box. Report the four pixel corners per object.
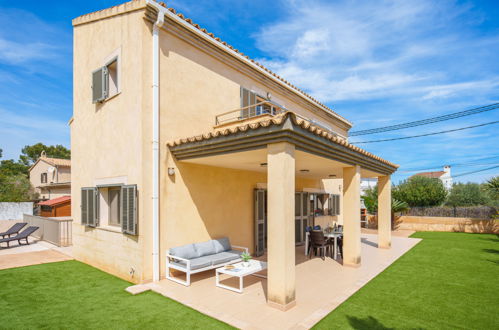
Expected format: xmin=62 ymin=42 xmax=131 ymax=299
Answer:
xmin=349 ymin=102 xmax=499 ymax=136
xmin=396 ymin=155 xmax=499 ymax=173
xmin=351 ymin=121 xmax=499 ymax=144
xmin=398 ymin=163 xmax=499 ymax=174
xmin=453 ymin=165 xmax=499 ymax=178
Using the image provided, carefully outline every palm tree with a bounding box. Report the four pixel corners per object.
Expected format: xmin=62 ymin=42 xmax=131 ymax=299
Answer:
xmin=484 ymin=176 xmax=499 ymax=200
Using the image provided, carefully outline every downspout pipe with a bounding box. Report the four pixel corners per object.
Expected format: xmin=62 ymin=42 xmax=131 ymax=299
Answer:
xmin=152 ymin=7 xmax=164 ymax=282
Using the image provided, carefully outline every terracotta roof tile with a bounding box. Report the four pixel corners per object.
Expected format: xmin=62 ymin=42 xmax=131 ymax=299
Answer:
xmin=167 ymin=112 xmax=398 ymax=169
xmin=42 ymin=157 xmax=71 ymax=167
xmin=412 ymin=171 xmax=445 ymax=179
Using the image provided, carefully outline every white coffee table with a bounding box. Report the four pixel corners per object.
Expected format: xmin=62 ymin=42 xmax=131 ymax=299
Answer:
xmin=216 ymin=260 xmax=267 ymax=293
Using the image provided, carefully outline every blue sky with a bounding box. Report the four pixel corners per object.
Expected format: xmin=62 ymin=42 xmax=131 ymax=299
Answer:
xmin=0 ymin=0 xmax=498 ymax=183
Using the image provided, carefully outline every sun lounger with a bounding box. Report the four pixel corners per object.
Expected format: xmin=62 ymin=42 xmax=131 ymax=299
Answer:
xmin=0 ymin=226 xmax=39 ymax=248
xmin=0 ymin=222 xmax=27 ymax=238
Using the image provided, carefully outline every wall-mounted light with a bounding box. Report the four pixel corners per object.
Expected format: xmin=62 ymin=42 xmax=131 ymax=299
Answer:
xmin=168 ymin=167 xmax=175 ymax=176
xmin=267 ymin=92 xmax=272 ymax=100
xmin=328 ymin=174 xmax=337 ymax=178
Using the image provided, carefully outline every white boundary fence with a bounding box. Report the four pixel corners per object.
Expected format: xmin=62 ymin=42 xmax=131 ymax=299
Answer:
xmin=0 ymin=202 xmax=33 ymax=220
xmin=23 ymin=214 xmax=73 ymax=247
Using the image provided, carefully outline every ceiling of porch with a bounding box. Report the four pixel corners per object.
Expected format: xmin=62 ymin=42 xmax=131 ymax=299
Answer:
xmin=181 ymin=148 xmax=381 ymax=179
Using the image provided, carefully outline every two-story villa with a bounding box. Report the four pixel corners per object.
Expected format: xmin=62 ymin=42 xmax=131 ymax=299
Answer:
xmin=71 ymin=0 xmax=398 ymax=310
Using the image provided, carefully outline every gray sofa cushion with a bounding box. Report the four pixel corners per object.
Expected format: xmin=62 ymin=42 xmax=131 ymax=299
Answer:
xmin=169 ymin=243 xmax=198 ymax=260
xmin=194 ymin=240 xmax=216 ymax=257
xmin=171 ymin=256 xmax=213 ymax=270
xmin=213 ymin=237 xmax=231 ymax=253
xmin=209 ymin=250 xmax=242 ymax=265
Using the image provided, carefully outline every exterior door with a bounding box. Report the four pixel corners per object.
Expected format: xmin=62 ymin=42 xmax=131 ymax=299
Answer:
xmin=254 ymin=189 xmax=267 ymax=257
xmin=295 ymin=192 xmax=309 ymax=245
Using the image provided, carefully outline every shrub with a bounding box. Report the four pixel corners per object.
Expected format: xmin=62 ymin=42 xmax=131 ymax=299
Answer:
xmin=393 ymin=176 xmax=447 ymax=207
xmin=445 ymin=182 xmax=490 ymax=207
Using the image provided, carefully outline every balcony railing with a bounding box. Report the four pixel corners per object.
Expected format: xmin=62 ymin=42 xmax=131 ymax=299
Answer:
xmin=215 ymin=101 xmax=286 ymax=126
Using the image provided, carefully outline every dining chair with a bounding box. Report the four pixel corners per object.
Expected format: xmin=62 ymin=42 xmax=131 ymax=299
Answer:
xmin=309 ymin=230 xmax=333 ymax=260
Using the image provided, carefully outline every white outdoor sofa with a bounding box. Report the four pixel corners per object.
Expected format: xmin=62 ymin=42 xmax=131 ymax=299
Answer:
xmin=166 ymin=237 xmax=248 ymax=286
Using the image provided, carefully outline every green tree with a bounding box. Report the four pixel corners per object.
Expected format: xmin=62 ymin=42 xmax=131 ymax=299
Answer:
xmin=19 ymin=143 xmax=70 ymax=166
xmin=361 ymin=185 xmax=410 ymax=214
xmin=393 ymin=176 xmax=447 ymax=207
xmin=0 ymin=159 xmax=29 ymax=176
xmin=445 ymin=182 xmax=490 ymax=207
xmin=0 ymin=173 xmax=38 ymax=202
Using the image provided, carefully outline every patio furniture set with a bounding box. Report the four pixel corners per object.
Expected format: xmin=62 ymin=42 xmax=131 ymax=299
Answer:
xmin=0 ymin=223 xmax=40 ymax=248
xmin=305 ymin=225 xmax=344 ymax=260
xmin=166 ymin=237 xmax=267 ymax=291
xmin=166 ymin=229 xmax=342 ymax=292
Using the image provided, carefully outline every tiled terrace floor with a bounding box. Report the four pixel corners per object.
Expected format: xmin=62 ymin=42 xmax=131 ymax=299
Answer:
xmin=0 ymin=220 xmax=73 ymax=270
xmin=143 ymin=233 xmax=421 ymax=329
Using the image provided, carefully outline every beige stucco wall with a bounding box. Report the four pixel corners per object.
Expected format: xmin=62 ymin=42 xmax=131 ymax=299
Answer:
xmin=71 ymin=7 xmax=152 ymax=283
xmin=157 ymin=28 xmax=348 ymax=143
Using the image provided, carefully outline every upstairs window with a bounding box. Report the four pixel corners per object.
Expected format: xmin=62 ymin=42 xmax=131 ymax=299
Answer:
xmin=240 ymin=87 xmax=276 ymax=119
xmin=40 ymin=173 xmax=47 ymax=184
xmin=92 ymin=56 xmax=120 ymax=103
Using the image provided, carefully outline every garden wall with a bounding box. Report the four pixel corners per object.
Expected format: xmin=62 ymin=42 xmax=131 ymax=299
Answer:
xmin=0 ymin=202 xmax=33 ymax=220
xmin=397 ymin=216 xmax=498 ymax=234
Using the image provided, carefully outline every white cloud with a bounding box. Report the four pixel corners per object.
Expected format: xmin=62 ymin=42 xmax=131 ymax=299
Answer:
xmin=0 ymin=39 xmax=60 ymax=65
xmin=253 ymin=0 xmax=497 ymax=103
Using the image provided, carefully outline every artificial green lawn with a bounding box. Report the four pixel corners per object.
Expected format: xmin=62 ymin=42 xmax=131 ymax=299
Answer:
xmin=0 ymin=260 xmax=231 ymax=329
xmin=315 ymin=232 xmax=499 ymax=329
xmin=0 ymin=232 xmax=497 ymax=329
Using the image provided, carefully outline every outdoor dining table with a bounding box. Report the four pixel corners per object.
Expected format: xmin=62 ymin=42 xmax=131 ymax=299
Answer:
xmin=305 ymin=230 xmax=343 ymax=260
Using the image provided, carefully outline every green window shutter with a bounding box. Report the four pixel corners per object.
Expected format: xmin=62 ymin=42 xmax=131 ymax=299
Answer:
xmin=92 ymin=66 xmax=108 ymax=103
xmin=121 ymin=184 xmax=138 ymax=235
xmin=81 ymin=187 xmax=98 ymax=227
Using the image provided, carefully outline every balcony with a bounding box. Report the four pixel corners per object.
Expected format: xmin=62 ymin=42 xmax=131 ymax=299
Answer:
xmin=214 ymin=101 xmax=346 ymax=140
xmin=215 ymin=101 xmax=286 ymax=127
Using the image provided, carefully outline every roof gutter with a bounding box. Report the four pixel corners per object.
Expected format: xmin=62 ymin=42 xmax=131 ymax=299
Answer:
xmin=151 ymin=6 xmax=164 ymax=282
xmin=145 ymin=0 xmax=352 ymax=128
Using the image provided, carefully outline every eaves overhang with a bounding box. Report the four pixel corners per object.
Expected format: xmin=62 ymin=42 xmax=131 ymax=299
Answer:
xmin=168 ymin=113 xmax=398 ymax=176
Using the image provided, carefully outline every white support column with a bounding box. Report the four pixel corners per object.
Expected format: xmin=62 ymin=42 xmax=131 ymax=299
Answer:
xmin=342 ymin=165 xmax=361 ymax=267
xmin=267 ymin=142 xmax=296 ymax=310
xmin=378 ymin=175 xmax=391 ymax=249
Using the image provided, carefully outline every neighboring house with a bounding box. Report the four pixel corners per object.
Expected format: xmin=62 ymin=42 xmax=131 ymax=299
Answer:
xmin=29 ymin=151 xmax=71 ymax=200
xmin=413 ymin=165 xmax=452 ymax=190
xmin=71 ymin=0 xmax=398 ymax=310
xmin=39 ymin=196 xmax=71 ymax=217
